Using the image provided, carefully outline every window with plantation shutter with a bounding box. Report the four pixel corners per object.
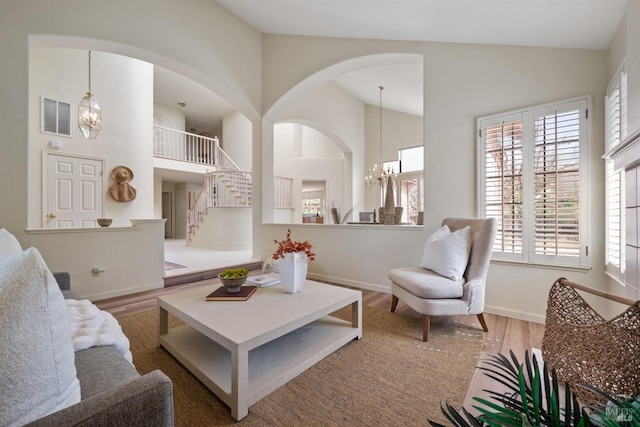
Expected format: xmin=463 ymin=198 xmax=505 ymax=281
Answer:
xmin=478 ymin=97 xmax=589 ymax=268
xmin=483 ymin=115 xmax=524 ymax=256
xmin=533 ymin=105 xmax=581 ymax=259
xmin=605 ymin=65 xmax=627 ymax=281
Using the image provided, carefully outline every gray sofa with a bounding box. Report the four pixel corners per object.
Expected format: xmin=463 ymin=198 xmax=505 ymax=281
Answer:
xmin=26 ymin=273 xmax=175 ymax=427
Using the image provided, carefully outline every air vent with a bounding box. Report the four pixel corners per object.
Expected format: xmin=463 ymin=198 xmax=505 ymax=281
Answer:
xmin=41 ymin=96 xmax=72 ymax=137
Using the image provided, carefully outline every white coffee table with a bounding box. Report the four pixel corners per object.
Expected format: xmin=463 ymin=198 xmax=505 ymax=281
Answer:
xmin=157 ymin=280 xmax=362 ymax=420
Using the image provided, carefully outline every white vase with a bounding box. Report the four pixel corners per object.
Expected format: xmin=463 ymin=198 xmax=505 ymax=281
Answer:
xmin=278 ymin=252 xmax=308 ymax=293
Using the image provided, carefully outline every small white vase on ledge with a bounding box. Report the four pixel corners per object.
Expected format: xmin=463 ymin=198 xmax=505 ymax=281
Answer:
xmin=278 ymin=251 xmax=308 ymax=293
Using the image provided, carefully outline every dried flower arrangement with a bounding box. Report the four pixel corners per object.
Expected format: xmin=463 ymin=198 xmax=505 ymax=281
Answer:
xmin=272 ymin=229 xmax=316 ymax=261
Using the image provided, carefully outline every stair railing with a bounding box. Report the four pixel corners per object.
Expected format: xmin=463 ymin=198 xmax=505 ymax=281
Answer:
xmin=213 ymin=140 xmax=243 ymax=171
xmin=204 ymin=171 xmax=252 ymax=207
xmin=187 ymin=171 xmax=252 ymax=241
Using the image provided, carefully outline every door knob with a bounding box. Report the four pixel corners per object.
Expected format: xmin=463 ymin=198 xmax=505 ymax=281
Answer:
xmin=48 ymin=213 xmax=56 ymax=219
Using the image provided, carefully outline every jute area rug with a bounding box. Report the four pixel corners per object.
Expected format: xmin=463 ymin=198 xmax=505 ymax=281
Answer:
xmin=118 ymin=306 xmax=483 ymax=426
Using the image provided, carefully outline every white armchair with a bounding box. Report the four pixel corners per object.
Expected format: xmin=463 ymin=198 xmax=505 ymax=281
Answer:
xmin=389 ymin=217 xmax=497 ymax=341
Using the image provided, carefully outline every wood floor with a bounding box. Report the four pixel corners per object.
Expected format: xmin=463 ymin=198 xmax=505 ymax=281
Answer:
xmin=95 ymin=272 xmax=546 ymax=417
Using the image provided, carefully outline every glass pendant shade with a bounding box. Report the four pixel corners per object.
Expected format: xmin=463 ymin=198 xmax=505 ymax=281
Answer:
xmin=78 ymin=92 xmax=101 ymax=139
xmin=78 ymin=50 xmax=100 ymax=139
xmin=365 ymin=86 xmax=392 ymax=189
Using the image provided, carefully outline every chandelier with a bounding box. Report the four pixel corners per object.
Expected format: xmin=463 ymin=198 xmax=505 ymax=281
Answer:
xmin=78 ymin=50 xmax=101 ymax=139
xmin=365 ymin=86 xmax=394 ymax=189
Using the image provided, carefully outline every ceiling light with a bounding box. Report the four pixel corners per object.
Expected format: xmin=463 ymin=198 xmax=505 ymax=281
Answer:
xmin=365 ymin=86 xmax=394 ymax=189
xmin=78 ymin=50 xmax=101 ymax=139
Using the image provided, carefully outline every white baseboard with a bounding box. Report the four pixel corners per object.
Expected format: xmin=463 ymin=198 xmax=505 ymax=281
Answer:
xmin=84 ymin=281 xmax=165 ymax=302
xmin=485 ymin=304 xmax=546 ymax=324
xmin=307 ymin=273 xmax=391 ymax=294
xmin=306 ymin=276 xmax=547 ymax=324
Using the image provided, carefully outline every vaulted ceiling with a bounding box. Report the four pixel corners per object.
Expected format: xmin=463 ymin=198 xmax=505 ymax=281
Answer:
xmin=155 ymin=0 xmax=627 ymax=134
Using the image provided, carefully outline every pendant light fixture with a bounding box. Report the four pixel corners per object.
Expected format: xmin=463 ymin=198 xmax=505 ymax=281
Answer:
xmin=78 ymin=50 xmax=101 ymax=139
xmin=365 ymin=85 xmax=393 ymax=189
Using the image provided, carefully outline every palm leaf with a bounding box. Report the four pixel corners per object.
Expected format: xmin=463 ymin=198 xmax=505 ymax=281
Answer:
xmin=429 ymin=401 xmax=486 ymax=427
xmin=518 ymin=366 xmax=532 ymax=422
xmin=531 ymin=364 xmax=542 ymax=425
xmin=579 ymin=384 xmax=640 ymax=426
xmin=438 ymin=401 xmax=471 ymax=427
xmin=474 ymin=397 xmax=523 ymax=425
xmin=435 ymin=350 xmax=639 ymax=427
xmin=476 ymin=350 xmax=587 ymax=426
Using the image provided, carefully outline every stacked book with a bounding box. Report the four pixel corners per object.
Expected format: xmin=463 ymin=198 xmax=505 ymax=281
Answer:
xmin=246 ymin=273 xmax=281 ymax=287
xmin=206 ymin=286 xmax=257 ymax=301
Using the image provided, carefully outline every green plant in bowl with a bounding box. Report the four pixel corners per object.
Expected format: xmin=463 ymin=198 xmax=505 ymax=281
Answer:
xmin=218 ymin=268 xmax=249 ymax=293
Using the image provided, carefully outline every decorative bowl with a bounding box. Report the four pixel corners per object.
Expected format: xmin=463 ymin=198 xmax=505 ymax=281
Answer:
xmin=218 ymin=274 xmax=248 ymax=293
xmin=97 ymin=218 xmax=112 ymax=227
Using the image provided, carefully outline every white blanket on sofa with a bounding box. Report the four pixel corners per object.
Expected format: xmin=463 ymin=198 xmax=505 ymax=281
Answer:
xmin=65 ymin=299 xmax=133 ymax=363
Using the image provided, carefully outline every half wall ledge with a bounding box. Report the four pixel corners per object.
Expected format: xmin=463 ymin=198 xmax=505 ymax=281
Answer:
xmin=25 ymin=218 xmax=166 ymax=234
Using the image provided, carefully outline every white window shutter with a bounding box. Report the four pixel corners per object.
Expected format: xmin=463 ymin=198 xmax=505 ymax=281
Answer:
xmin=605 ymin=66 xmax=627 ymax=281
xmin=532 ymin=103 xmax=582 ymax=260
xmin=484 ymin=119 xmax=524 ymax=255
xmin=605 ymin=88 xmax=621 ymax=151
xmin=478 ymin=97 xmax=588 ymax=268
xmin=621 ymin=70 xmax=628 ymax=140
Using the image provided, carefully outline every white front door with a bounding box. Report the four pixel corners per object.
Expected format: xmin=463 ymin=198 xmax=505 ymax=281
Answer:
xmin=46 ymin=153 xmax=104 ymax=228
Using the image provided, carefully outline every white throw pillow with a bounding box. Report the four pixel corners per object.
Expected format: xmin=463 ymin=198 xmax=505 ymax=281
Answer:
xmin=0 ymin=227 xmax=23 ymax=262
xmin=419 ymin=225 xmax=472 ymax=280
xmin=0 ymin=247 xmax=81 ymax=426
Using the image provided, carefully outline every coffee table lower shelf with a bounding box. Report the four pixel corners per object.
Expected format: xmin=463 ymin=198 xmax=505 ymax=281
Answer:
xmin=158 ymin=314 xmax=359 ymax=420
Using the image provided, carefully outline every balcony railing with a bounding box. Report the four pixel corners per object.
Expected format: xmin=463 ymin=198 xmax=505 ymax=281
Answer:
xmin=274 ymin=176 xmax=293 ymax=208
xmin=154 ymin=125 xmax=242 ymax=171
xmin=154 ymin=125 xmax=217 ymax=165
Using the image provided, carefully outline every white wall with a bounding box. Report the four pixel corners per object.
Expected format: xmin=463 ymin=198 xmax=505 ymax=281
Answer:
xmin=302 ymin=126 xmax=343 ymax=159
xmin=274 ymin=123 xmax=296 ymax=174
xmin=274 ymin=209 xmax=294 ymax=223
xmin=258 ymin=34 xmax=610 ymax=323
xmin=0 ymin=0 xmax=261 ymax=300
xmin=222 ymin=111 xmax=252 ymax=171
xmin=153 ymin=175 xmax=163 ymax=219
xmin=21 ymin=220 xmax=166 ymax=300
xmin=154 ymin=102 xmax=186 ymax=131
xmin=189 ymin=207 xmax=252 ymax=250
xmin=29 ymin=48 xmax=154 ymax=228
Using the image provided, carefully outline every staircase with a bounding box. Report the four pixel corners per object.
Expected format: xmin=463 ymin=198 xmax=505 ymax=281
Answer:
xmin=153 ymin=125 xmax=252 ymax=243
xmin=187 ymin=170 xmax=252 ymax=242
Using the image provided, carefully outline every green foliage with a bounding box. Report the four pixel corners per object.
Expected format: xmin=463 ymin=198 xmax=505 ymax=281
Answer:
xmin=219 ymin=268 xmax=249 ymax=278
xmin=428 ymin=350 xmax=640 ymax=427
xmin=583 ymin=386 xmax=640 ymax=427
